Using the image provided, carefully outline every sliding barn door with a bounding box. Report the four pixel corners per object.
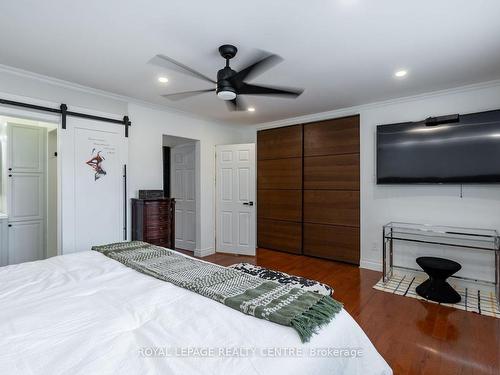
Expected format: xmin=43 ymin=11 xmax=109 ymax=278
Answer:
xmin=216 ymin=144 xmax=256 ymax=255
xmin=60 ymin=116 xmax=128 ymax=254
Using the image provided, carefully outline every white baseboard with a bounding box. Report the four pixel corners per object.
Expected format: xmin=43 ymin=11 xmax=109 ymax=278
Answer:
xmin=195 ymin=247 xmax=215 ymax=257
xmin=360 ymin=259 xmax=382 ymax=272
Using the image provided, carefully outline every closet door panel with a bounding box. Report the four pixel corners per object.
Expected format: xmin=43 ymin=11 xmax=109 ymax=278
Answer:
xmin=303 ymin=115 xmax=360 ymax=264
xmin=258 ymin=158 xmax=302 ymax=190
xmin=303 ymin=223 xmax=359 ymax=264
xmin=257 ymin=115 xmax=360 ymax=259
xmin=258 ymin=219 xmax=302 ymax=254
xmin=303 ymin=188 xmax=359 ymax=227
xmin=304 ymin=154 xmax=359 ymax=190
xmin=257 ymin=124 xmax=303 ymax=254
xmin=257 ymin=190 xmax=302 ymax=222
xmin=304 ymin=116 xmax=359 ymax=156
xmin=257 ymin=125 xmax=302 ymax=160
xmin=8 ymin=124 xmax=44 ymax=173
xmin=8 ymin=173 xmax=44 ymax=222
xmin=8 ymin=220 xmax=44 ymax=264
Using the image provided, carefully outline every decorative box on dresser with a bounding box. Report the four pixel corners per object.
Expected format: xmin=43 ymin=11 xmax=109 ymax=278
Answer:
xmin=131 ymin=198 xmax=175 ymax=249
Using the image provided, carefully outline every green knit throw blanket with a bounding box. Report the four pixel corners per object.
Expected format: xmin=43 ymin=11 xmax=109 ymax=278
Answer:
xmin=92 ymin=241 xmax=343 ymax=343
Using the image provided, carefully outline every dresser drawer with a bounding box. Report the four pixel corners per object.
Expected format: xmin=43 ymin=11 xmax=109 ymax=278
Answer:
xmin=144 ymin=203 xmax=170 ymax=216
xmin=144 ymin=213 xmax=171 ymax=227
xmin=145 ymin=224 xmax=171 ymax=239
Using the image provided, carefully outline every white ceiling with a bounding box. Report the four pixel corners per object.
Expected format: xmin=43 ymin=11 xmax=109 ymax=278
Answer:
xmin=0 ymin=1 xmax=499 ymax=125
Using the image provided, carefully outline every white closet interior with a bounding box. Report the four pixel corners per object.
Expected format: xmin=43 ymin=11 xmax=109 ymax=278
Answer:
xmin=0 ymin=117 xmax=58 ymax=265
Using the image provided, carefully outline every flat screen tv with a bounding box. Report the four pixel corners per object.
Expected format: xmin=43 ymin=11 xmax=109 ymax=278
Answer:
xmin=377 ymin=109 xmax=500 ymax=184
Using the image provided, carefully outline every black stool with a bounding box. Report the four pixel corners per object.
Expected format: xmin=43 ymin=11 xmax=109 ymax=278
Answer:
xmin=416 ymin=257 xmax=462 ymax=303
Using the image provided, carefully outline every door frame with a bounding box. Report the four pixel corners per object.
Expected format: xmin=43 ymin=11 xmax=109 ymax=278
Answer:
xmin=163 ymin=135 xmax=202 ymax=254
xmin=0 ymin=103 xmax=62 ymax=257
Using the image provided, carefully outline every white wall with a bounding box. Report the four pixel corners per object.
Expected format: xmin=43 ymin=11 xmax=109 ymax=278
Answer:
xmin=0 ymin=67 xmax=248 ymax=258
xmin=127 ymin=103 xmax=246 ymax=256
xmin=251 ymin=81 xmax=500 ymax=283
xmin=2 ymin=63 xmax=499 ymax=277
xmin=0 ymin=66 xmax=128 ymax=116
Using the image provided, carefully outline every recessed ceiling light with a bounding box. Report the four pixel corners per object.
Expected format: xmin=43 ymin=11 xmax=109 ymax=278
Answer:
xmin=247 ymin=107 xmax=256 ymax=112
xmin=158 ymin=76 xmax=169 ymax=83
xmin=394 ymin=70 xmax=408 ymax=78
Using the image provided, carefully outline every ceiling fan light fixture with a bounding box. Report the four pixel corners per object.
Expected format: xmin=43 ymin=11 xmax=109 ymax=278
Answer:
xmin=216 ymin=88 xmax=236 ymax=101
xmin=394 ymin=69 xmax=408 ymax=78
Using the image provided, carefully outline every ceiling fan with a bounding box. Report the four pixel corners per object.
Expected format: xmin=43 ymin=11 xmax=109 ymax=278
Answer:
xmin=149 ymin=44 xmax=304 ymax=111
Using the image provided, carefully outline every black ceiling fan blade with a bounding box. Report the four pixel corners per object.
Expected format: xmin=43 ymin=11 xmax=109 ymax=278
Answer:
xmin=238 ymin=83 xmax=303 ymax=97
xmin=231 ymin=54 xmax=283 ymax=83
xmin=161 ymin=89 xmax=215 ymax=101
xmin=225 ymin=96 xmax=247 ymax=111
xmin=149 ymin=54 xmax=216 ymax=84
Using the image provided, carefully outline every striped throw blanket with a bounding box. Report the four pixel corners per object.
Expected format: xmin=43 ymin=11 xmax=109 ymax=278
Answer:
xmin=92 ymin=241 xmax=343 ymax=342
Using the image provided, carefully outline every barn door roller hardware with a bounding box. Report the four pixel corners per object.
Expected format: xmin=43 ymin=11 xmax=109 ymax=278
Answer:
xmin=0 ymin=98 xmax=131 ymax=137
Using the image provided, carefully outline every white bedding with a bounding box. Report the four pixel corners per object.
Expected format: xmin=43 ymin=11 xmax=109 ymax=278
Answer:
xmin=0 ymin=250 xmax=392 ymax=375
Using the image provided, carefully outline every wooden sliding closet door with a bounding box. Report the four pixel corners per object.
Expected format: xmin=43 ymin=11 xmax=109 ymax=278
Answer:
xmin=303 ymin=115 xmax=360 ymax=264
xmin=257 ymin=125 xmax=302 ymax=254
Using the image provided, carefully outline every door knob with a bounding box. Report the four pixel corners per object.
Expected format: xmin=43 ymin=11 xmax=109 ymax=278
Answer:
xmin=243 ymin=201 xmax=254 ymax=206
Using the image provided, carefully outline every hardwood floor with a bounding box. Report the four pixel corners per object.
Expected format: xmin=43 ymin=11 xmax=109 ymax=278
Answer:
xmin=183 ymin=248 xmax=500 ymax=375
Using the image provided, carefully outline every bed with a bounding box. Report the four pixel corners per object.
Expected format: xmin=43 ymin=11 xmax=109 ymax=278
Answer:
xmin=0 ymin=249 xmax=392 ymax=375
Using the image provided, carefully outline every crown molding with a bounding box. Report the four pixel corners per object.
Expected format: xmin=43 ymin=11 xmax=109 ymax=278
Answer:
xmin=0 ymin=63 xmax=235 ymax=126
xmin=2 ymin=63 xmax=500 ymax=130
xmin=255 ymin=78 xmax=500 ymax=130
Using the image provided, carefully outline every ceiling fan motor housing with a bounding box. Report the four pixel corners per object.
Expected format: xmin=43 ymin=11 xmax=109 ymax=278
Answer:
xmin=216 ymin=66 xmax=237 ymax=100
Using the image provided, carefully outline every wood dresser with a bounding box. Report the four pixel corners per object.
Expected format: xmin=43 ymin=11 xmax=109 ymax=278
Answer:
xmin=131 ymin=198 xmax=175 ymax=248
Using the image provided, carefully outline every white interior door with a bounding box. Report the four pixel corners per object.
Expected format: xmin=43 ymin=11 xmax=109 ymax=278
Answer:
xmin=171 ymin=143 xmax=196 ymax=251
xmin=216 ymin=144 xmax=256 ymax=255
xmin=60 ymin=116 xmax=127 ymax=253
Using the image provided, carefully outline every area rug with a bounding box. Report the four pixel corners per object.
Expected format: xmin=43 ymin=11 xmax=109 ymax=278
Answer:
xmin=373 ymin=269 xmax=499 ymax=318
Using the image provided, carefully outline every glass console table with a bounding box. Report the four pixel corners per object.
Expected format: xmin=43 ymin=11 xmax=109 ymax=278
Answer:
xmin=382 ymin=222 xmax=500 ymax=307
